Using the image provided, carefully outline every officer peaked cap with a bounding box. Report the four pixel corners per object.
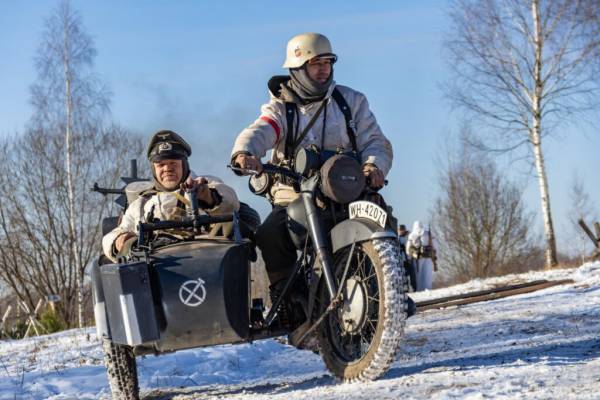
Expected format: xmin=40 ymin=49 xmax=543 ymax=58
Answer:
xmin=147 ymin=130 xmax=192 ymax=162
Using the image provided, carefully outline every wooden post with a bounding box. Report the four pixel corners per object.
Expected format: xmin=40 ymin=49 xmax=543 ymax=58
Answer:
xmin=0 ymin=305 xmax=12 ymax=337
xmin=19 ymin=301 xmax=31 ymax=338
xmin=22 ymin=299 xmax=45 ymax=338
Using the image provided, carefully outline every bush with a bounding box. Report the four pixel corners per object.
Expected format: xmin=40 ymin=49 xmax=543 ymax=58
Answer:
xmin=12 ymin=320 xmax=27 ymax=339
xmin=39 ymin=308 xmax=67 ymax=334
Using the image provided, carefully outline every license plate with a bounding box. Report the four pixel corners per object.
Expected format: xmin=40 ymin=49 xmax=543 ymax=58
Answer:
xmin=348 ymin=201 xmax=388 ymax=228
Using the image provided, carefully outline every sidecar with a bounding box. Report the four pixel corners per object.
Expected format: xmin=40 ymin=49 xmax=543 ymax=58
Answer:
xmin=90 ymin=166 xmax=268 ymax=399
xmin=91 ymin=213 xmax=274 ymax=400
xmin=92 ymin=236 xmax=255 ymax=354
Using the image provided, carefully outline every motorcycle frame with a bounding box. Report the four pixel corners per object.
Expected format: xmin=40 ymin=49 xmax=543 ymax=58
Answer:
xmin=260 ymin=166 xmax=397 ymax=333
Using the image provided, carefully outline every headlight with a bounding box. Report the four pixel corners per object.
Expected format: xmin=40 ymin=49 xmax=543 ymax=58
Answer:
xmin=320 ymin=154 xmax=365 ymax=204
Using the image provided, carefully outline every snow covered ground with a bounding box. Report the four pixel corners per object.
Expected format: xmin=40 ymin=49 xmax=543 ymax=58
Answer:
xmin=1 ymin=262 xmax=599 ymax=399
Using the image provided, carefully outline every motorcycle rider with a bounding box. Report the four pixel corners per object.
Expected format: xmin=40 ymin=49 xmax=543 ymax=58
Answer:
xmin=230 ymin=33 xmax=393 ymax=308
xmin=103 ymin=130 xmax=239 ymax=262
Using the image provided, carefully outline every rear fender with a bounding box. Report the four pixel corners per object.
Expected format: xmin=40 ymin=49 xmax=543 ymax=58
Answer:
xmin=330 ymin=218 xmax=397 ymax=254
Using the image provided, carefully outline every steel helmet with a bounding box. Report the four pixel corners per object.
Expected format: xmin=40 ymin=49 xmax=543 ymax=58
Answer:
xmin=282 ymin=33 xmax=337 ymax=68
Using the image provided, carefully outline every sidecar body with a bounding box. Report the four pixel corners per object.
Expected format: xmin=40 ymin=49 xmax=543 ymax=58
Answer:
xmin=92 ymin=238 xmax=253 ymax=354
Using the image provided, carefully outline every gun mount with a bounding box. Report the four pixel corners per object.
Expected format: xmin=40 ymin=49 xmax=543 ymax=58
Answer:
xmin=92 ymin=159 xmax=147 ymax=209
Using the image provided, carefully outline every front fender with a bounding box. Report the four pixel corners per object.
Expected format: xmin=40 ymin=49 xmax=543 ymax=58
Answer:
xmin=91 ymin=257 xmax=111 ymax=339
xmin=330 ymin=218 xmax=397 ymax=254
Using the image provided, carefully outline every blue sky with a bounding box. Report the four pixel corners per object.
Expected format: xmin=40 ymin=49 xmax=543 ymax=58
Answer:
xmin=0 ymin=1 xmax=598 ymax=255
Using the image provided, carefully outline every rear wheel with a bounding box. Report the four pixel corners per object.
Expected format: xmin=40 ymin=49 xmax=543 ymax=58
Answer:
xmin=317 ymin=238 xmax=407 ymax=381
xmin=102 ymin=338 xmax=139 ymax=400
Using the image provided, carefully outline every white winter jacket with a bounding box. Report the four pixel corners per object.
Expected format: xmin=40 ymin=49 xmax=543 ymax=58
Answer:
xmin=102 ymin=176 xmax=239 ymax=262
xmin=231 ymin=82 xmax=393 ymax=205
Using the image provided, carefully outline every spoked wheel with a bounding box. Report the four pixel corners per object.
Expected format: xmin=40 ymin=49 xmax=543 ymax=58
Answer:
xmin=317 ymin=238 xmax=407 ymax=382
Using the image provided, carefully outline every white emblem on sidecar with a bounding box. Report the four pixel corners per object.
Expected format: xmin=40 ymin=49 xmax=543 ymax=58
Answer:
xmin=179 ymin=278 xmax=207 ymax=307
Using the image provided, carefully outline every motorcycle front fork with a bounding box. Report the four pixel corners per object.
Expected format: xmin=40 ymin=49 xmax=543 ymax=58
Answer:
xmin=301 ymin=176 xmax=337 ymax=301
xmin=264 ymin=176 xmax=339 ymax=328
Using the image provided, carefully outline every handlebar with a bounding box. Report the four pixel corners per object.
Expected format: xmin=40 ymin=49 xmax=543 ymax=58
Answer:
xmin=228 ymin=164 xmax=302 ymax=182
xmin=261 ymin=164 xmax=302 ymax=181
xmin=228 ymin=163 xmax=387 ymax=189
xmin=261 ymin=163 xmax=388 ymax=188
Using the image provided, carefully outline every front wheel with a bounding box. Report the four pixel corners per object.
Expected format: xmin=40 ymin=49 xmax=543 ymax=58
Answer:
xmin=317 ymin=238 xmax=407 ymax=382
xmin=102 ymin=338 xmax=139 ymax=400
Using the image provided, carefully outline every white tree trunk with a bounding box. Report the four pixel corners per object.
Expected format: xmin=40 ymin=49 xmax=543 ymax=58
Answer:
xmin=532 ymin=0 xmax=558 ymax=268
xmin=63 ymin=19 xmax=83 ymax=328
xmin=531 ymin=131 xmax=558 ymax=267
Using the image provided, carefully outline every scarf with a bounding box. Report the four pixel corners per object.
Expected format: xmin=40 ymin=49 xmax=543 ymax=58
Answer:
xmin=283 ymin=65 xmax=334 ymax=105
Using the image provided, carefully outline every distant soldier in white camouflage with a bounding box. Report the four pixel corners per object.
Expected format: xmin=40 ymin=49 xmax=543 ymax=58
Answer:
xmin=399 ymin=224 xmax=417 ymax=292
xmin=406 ymin=220 xmax=437 ymax=291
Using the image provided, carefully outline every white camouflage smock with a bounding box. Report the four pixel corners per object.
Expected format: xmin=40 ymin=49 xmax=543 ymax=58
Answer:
xmin=231 ymin=82 xmax=393 ymax=205
xmin=406 ymin=221 xmax=435 ymax=291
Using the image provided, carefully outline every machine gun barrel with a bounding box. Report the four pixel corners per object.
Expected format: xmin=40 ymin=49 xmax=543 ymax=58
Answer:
xmin=91 ymin=183 xmax=125 ymax=196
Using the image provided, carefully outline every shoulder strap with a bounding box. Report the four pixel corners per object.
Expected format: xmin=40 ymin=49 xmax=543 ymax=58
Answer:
xmin=331 ymin=88 xmax=358 ymax=153
xmin=284 ymin=102 xmax=297 ymax=160
xmin=284 ymin=89 xmax=357 ymax=159
xmin=285 ymin=100 xmax=327 ymax=160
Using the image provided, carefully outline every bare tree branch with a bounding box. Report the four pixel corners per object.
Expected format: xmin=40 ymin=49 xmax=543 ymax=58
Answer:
xmin=444 ymin=0 xmax=600 ymax=267
xmin=0 ymin=1 xmax=144 ymax=327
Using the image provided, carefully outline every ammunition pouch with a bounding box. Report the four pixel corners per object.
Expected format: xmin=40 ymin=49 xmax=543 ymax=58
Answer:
xmin=420 ymin=245 xmax=434 ymax=258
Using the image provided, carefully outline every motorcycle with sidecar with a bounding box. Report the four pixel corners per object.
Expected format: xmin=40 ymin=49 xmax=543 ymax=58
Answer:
xmin=91 ymin=149 xmax=408 ymax=400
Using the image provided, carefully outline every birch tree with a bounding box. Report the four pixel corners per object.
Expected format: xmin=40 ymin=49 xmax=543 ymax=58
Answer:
xmin=31 ymin=0 xmax=108 ymax=328
xmin=445 ymin=0 xmax=600 ymax=267
xmin=15 ymin=0 xmax=144 ymax=327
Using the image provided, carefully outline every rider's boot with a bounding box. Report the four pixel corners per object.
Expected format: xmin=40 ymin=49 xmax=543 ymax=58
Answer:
xmin=269 ymin=280 xmax=290 ymax=329
xmin=287 ymin=282 xmax=319 ymax=352
xmin=406 ymin=295 xmax=417 ymax=317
